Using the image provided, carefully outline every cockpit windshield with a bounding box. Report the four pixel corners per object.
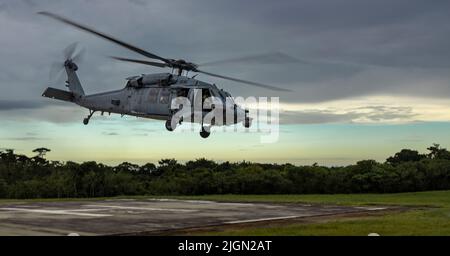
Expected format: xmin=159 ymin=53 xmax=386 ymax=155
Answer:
xmin=218 ymin=89 xmax=235 ymax=104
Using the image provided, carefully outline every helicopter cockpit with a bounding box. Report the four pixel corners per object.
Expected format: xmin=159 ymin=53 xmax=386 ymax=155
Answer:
xmin=185 ymin=86 xmax=235 ymax=108
xmin=218 ymin=89 xmax=235 ymax=105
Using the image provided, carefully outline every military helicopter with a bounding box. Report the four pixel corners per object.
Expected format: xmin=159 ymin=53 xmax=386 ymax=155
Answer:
xmin=39 ymin=12 xmax=291 ymax=138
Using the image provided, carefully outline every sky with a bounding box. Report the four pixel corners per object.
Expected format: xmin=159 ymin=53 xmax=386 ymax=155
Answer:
xmin=1 ymin=0 xmax=450 ymax=166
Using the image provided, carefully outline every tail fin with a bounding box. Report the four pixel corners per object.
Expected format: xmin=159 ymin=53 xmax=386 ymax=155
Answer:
xmin=64 ymin=60 xmax=85 ymax=98
xmin=42 ymin=87 xmax=74 ymax=102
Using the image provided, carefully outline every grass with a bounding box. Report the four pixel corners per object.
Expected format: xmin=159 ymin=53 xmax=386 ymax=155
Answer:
xmin=1 ymin=191 xmax=449 ymax=235
xmin=157 ymin=191 xmax=450 ymax=207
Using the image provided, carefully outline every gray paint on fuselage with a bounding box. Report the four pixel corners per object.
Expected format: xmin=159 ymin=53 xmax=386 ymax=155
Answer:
xmin=80 ymin=87 xmax=171 ymax=117
xmin=51 ymin=71 xmax=248 ymax=126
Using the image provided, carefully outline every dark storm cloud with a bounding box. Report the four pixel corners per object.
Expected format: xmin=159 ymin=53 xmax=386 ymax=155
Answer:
xmin=21 ymin=0 xmax=37 ymax=8
xmin=127 ymin=0 xmax=148 ymax=6
xmin=0 ymin=100 xmax=46 ymax=111
xmin=0 ymin=0 xmax=449 ymax=122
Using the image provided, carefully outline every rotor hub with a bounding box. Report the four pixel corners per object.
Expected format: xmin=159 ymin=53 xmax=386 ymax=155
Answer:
xmin=170 ymin=59 xmax=198 ymax=72
xmin=64 ymin=60 xmax=78 ymax=71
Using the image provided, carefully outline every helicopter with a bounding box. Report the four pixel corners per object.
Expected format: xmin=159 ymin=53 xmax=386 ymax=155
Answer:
xmin=39 ymin=12 xmax=291 ymax=138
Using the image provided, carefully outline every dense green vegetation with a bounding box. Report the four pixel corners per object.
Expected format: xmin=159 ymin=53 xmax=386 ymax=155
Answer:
xmin=1 ymin=144 xmax=450 ymax=199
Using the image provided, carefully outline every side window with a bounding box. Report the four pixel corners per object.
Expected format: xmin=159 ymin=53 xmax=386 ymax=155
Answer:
xmin=148 ymin=88 xmax=159 ymax=103
xmin=177 ymin=88 xmax=189 ymax=97
xmin=159 ymin=88 xmax=170 ymax=104
xmin=202 ymin=89 xmax=213 ymax=105
xmin=202 ymin=89 xmax=211 ymax=102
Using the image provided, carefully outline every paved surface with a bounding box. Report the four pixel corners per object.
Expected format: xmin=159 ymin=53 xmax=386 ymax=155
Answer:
xmin=0 ymin=199 xmax=389 ymax=235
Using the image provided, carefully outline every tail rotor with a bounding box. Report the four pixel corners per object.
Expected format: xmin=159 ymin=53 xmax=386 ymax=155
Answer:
xmin=63 ymin=42 xmax=85 ymax=63
xmin=49 ymin=42 xmax=85 ymax=83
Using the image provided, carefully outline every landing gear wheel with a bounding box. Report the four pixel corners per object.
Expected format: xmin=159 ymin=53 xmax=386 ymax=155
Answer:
xmin=244 ymin=118 xmax=252 ymax=128
xmin=83 ymin=110 xmax=95 ymax=125
xmin=165 ymin=119 xmax=176 ymax=132
xmin=200 ymin=126 xmax=210 ymax=138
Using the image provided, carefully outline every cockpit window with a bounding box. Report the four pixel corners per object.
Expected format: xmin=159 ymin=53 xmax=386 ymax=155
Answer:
xmin=137 ymin=77 xmax=144 ymax=87
xmin=219 ymin=90 xmax=234 ymax=104
xmin=177 ymin=88 xmax=189 ymax=98
xmin=202 ymin=89 xmax=212 ymax=102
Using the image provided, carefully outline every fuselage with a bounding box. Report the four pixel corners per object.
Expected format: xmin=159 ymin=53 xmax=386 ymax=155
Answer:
xmin=77 ymin=73 xmax=248 ymax=126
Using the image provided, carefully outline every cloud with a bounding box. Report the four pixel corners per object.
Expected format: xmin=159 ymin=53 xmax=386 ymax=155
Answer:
xmin=127 ymin=0 xmax=148 ymax=6
xmin=0 ymin=100 xmax=48 ymax=111
xmin=0 ymin=0 xmax=450 ymax=123
xmin=278 ymin=105 xmax=417 ymax=124
xmin=132 ymin=133 xmax=148 ymax=137
xmin=102 ymin=132 xmax=119 ymax=136
xmin=280 ymin=110 xmax=360 ymax=124
xmin=356 ymin=106 xmax=416 ymax=122
xmin=1 ymin=136 xmax=50 ymax=141
xmin=0 ymin=104 xmax=85 ymax=123
xmin=133 ymin=128 xmax=157 ymax=133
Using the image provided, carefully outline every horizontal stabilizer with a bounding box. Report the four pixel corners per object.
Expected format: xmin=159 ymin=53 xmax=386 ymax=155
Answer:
xmin=42 ymin=87 xmax=74 ymax=102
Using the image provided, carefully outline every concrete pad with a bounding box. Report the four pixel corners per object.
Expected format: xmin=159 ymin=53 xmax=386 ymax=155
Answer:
xmin=0 ymin=199 xmax=391 ymax=236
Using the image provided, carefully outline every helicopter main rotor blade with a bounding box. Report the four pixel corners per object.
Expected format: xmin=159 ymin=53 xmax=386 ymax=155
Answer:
xmin=63 ymin=42 xmax=78 ymax=60
xmin=38 ymin=11 xmax=171 ymax=64
xmin=49 ymin=62 xmax=64 ymax=82
xmin=110 ymin=56 xmax=169 ymax=68
xmin=197 ymin=70 xmax=292 ymax=92
xmin=199 ymin=52 xmax=305 ymax=67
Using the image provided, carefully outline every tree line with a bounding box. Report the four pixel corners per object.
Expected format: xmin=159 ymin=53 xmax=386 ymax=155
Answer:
xmin=0 ymin=144 xmax=450 ymax=199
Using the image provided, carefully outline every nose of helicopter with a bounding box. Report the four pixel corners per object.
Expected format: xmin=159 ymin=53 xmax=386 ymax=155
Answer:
xmin=235 ymin=106 xmax=245 ymax=120
xmin=235 ymin=106 xmax=252 ymax=128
